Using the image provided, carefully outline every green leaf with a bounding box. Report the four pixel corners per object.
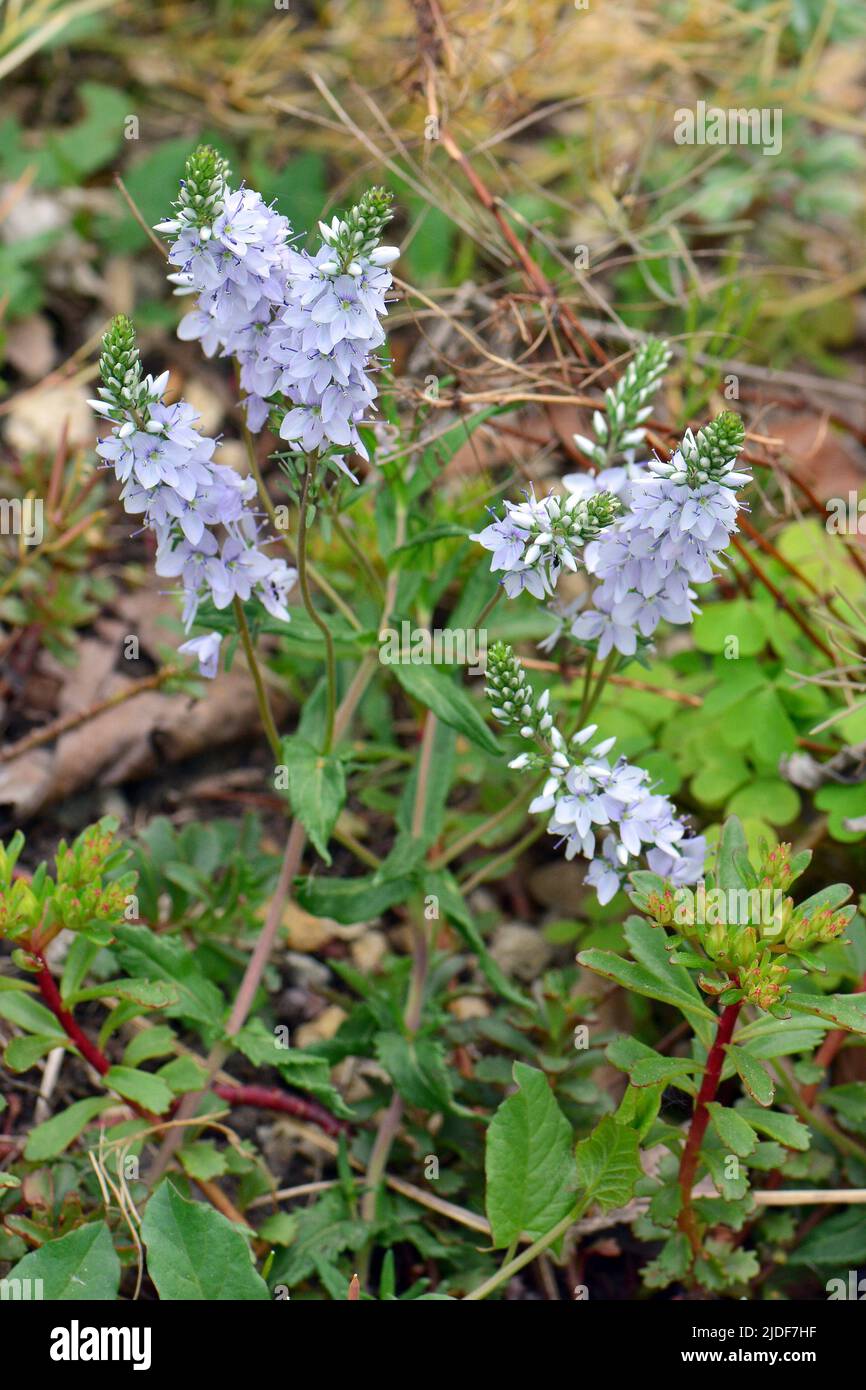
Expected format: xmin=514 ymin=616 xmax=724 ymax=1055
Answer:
xmin=575 ymin=1115 xmax=642 ymax=1213
xmin=790 ymin=1207 xmax=866 ymax=1268
xmin=232 ymin=1018 xmax=353 ymax=1118
xmin=375 ymin=1032 xmax=454 ymax=1112
xmin=485 ymin=1062 xmax=576 ymax=1247
xmin=5 ymin=1034 xmax=67 ymax=1072
xmin=24 ymin=1096 xmax=112 ymax=1161
xmin=269 ymin=1189 xmax=367 ymax=1286
xmin=615 ymin=1082 xmax=664 ymax=1141
xmin=716 ymin=815 xmax=750 ymax=894
xmin=693 ymin=600 xmax=766 ymax=657
xmin=577 ymin=947 xmax=715 ymax=1027
xmin=706 ymin=1102 xmax=758 ymax=1157
xmin=727 ymin=779 xmax=800 ymax=827
xmin=788 ymin=992 xmax=866 ymax=1037
xmin=0 ymin=991 xmax=66 ymax=1037
xmin=105 ymin=1065 xmax=174 ymax=1114
xmin=179 ymin=1143 xmax=229 ymax=1181
xmin=5 ymin=1222 xmax=119 ymax=1300
xmin=734 ymin=1102 xmax=810 ymax=1151
xmin=392 ymin=664 xmax=500 ymax=756
xmin=113 ymin=924 xmax=224 ymax=1026
xmin=70 ymin=979 xmax=179 ymax=1009
xmin=280 ymin=736 xmax=346 ymax=865
xmin=726 ymin=1045 xmax=775 ymax=1106
xmin=297 ymin=872 xmax=415 ymax=923
xmin=141 ymin=1180 xmax=270 ymax=1300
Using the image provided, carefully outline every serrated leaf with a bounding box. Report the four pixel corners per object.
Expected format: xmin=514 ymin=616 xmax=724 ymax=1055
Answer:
xmin=485 ymin=1062 xmax=576 ymax=1247
xmin=280 ymin=736 xmax=346 ymax=864
xmin=142 ymin=1180 xmax=270 ymax=1300
xmin=113 ymin=924 xmax=224 ymax=1026
xmin=788 ymin=991 xmax=866 ymax=1036
xmin=70 ymin=979 xmax=179 ymax=1009
xmin=375 ymin=1031 xmax=454 ymax=1112
xmin=232 ymin=1017 xmax=353 ymax=1118
xmin=575 ymin=1115 xmax=642 ymax=1213
xmin=179 ymin=1142 xmax=229 ymax=1181
xmin=726 ymin=1044 xmax=775 ymax=1106
xmin=5 ymin=1222 xmax=119 ymax=1300
xmin=706 ymin=1102 xmax=758 ymax=1157
xmin=735 ymin=1102 xmax=810 ymax=1151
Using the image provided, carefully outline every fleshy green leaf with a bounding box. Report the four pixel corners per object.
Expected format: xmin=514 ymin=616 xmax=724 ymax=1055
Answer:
xmin=706 ymin=1102 xmax=758 ymax=1157
xmin=105 ymin=1065 xmax=174 ymax=1114
xmin=734 ymin=1102 xmax=810 ymax=1151
xmin=24 ymin=1096 xmax=113 ymax=1161
xmin=726 ymin=1044 xmax=775 ymax=1106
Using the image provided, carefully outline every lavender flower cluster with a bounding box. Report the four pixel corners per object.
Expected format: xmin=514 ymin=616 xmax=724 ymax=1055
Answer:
xmin=90 ymin=316 xmax=295 ymax=679
xmin=157 ymin=148 xmax=398 ymax=479
xmin=486 ymin=643 xmax=704 ymax=903
xmin=564 ymin=413 xmax=751 ymax=658
xmin=471 ymin=487 xmax=621 ymax=599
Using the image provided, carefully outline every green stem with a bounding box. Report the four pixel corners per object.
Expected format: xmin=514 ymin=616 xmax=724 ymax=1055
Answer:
xmin=578 ymin=648 xmax=617 ymax=727
xmin=242 ymin=424 xmax=363 ymax=632
xmin=297 ymin=464 xmax=337 ymax=755
xmin=232 ymin=596 xmax=281 ymax=760
xmin=332 ymin=512 xmax=384 ymax=601
xmin=463 ymin=1205 xmax=585 ymax=1301
xmin=770 ymin=1059 xmax=866 ymax=1163
xmin=575 ymin=652 xmax=595 ymax=727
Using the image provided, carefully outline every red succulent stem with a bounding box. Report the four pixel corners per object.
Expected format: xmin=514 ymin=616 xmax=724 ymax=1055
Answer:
xmin=678 ymin=998 xmax=743 ymax=1255
xmin=213 ymin=1083 xmax=347 ymax=1138
xmin=34 ymin=953 xmax=110 ymax=1078
xmin=31 ymin=952 xmax=346 ymax=1139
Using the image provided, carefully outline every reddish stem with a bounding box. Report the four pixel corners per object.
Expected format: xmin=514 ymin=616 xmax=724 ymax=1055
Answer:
xmin=31 ymin=953 xmax=346 ymax=1139
xmin=212 ymin=1083 xmax=347 ymax=1138
xmin=34 ymin=954 xmax=109 ymax=1077
xmin=678 ymin=999 xmax=743 ymax=1255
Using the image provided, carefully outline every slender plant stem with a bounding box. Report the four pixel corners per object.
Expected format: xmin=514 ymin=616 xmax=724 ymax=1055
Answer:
xmin=771 ymin=1058 xmax=866 ymax=1163
xmin=575 ymin=652 xmax=595 ymax=726
xmin=578 ymin=648 xmax=618 ymax=727
xmin=33 ymin=953 xmax=110 ymax=1078
xmin=678 ymin=999 xmax=743 ymax=1255
xmin=463 ymin=1205 xmax=585 ymax=1301
xmin=474 ymin=585 xmax=503 ymax=630
xmin=332 ymin=512 xmax=384 ymax=601
xmin=232 ymin=597 xmax=281 ymax=760
xmin=242 ymin=424 xmax=362 ymax=632
xmin=150 ymin=508 xmax=407 ymax=1183
xmin=297 ymin=465 xmax=337 ymax=754
xmin=359 ymin=711 xmax=438 ymax=1245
